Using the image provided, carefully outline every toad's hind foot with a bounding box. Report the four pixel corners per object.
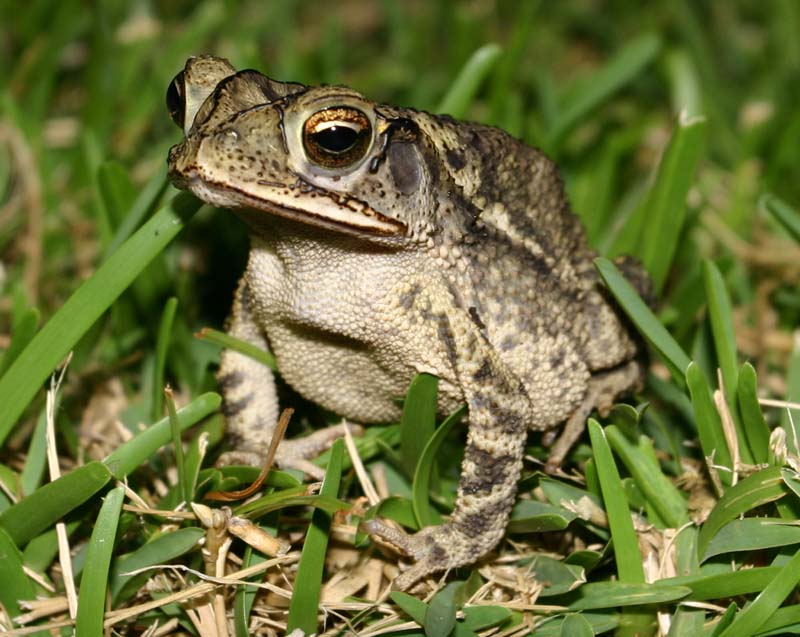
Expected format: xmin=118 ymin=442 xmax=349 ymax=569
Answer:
xmin=362 ymin=519 xmax=502 ymax=591
xmin=545 ymin=359 xmax=644 ymax=472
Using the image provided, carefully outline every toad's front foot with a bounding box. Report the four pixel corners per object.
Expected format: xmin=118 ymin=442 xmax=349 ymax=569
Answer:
xmin=363 ymin=519 xmax=499 ymax=591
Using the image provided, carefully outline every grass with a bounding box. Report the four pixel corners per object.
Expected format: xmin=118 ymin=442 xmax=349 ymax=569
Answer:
xmin=1 ymin=1 xmax=800 ymax=636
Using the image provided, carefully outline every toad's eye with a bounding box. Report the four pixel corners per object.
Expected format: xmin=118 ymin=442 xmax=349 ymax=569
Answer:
xmin=303 ymin=107 xmax=371 ymax=169
xmin=166 ymin=70 xmax=186 ymax=128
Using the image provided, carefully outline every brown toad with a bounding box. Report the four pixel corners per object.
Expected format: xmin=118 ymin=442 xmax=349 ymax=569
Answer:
xmin=166 ymin=55 xmax=647 ymax=590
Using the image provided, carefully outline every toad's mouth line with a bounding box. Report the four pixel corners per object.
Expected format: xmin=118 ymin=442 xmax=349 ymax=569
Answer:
xmin=185 ymin=171 xmax=407 ymax=237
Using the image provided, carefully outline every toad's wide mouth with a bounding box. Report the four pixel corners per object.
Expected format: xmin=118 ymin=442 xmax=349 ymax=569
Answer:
xmin=177 ymin=167 xmax=407 ymax=237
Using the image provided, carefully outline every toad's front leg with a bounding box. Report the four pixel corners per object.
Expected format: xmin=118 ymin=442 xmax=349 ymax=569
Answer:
xmin=218 ymin=278 xmax=352 ymax=479
xmin=364 ymin=300 xmax=532 ymax=591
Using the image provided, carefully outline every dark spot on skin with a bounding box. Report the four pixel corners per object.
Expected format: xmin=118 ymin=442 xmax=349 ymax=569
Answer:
xmin=470 ymin=397 xmax=526 ymax=436
xmin=429 ymin=542 xmax=448 ymax=563
xmin=460 ymin=445 xmax=516 ymax=496
xmin=222 ymin=392 xmax=253 ymax=418
xmin=500 ymin=335 xmax=517 ymax=352
xmin=217 ymin=371 xmax=244 ymax=391
xmin=458 ymin=506 xmax=504 ymax=538
xmin=550 ymin=351 xmax=565 ymax=369
xmin=398 ymin=283 xmax=421 ymax=311
xmin=468 ymin=306 xmax=485 ymax=330
xmin=436 ymin=313 xmax=459 ymax=370
xmin=472 ymin=359 xmax=492 ymax=382
xmin=446 ymin=148 xmax=465 ymax=170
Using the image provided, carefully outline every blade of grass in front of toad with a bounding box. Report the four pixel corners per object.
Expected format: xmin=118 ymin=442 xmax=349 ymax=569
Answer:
xmin=587 ymin=420 xmax=654 ymax=636
xmin=412 ymin=405 xmax=466 ymax=528
xmin=594 ymin=257 xmax=691 ymax=385
xmin=0 ymin=193 xmax=203 ymax=448
xmin=196 ymin=327 xmax=277 ymax=370
xmin=286 ymin=439 xmax=344 ymax=636
xmin=400 ymin=373 xmax=439 ymax=479
xmin=588 ymin=421 xmax=644 ymax=583
xmin=75 ymin=485 xmax=125 ymax=637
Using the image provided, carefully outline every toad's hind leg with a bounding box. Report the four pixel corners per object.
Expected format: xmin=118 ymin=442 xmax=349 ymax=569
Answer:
xmin=544 ymin=359 xmax=645 ymax=472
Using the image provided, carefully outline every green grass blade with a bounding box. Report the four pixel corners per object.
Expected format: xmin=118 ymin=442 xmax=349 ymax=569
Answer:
xmin=548 ymin=33 xmax=661 ymax=147
xmin=588 ymin=420 xmax=644 ymax=583
xmin=565 ymin=581 xmax=690 ymax=610
xmin=0 ymin=460 xmax=112 ymax=546
xmin=152 ymin=297 xmax=178 ymax=421
xmin=657 ymin=567 xmax=783 ymax=601
xmin=0 ymin=525 xmax=37 ymax=617
xmin=75 ymin=485 xmax=125 ymax=636
xmin=737 ymin=363 xmax=770 ymax=463
xmin=605 ymin=426 xmax=688 ymax=528
xmin=717 ymin=546 xmax=800 ymax=637
xmin=412 ymin=405 xmax=466 ymax=528
xmin=756 ymin=604 xmax=800 ymax=636
xmin=686 ymin=362 xmax=733 ymax=482
xmin=703 ymin=518 xmax=800 ymax=560
xmin=103 ymin=392 xmax=220 ymax=479
xmin=702 ymin=260 xmax=754 ymax=463
xmin=196 ymin=327 xmax=277 ymax=370
xmin=595 ymin=257 xmax=691 ymax=384
xmin=609 ymin=113 xmax=705 ymax=289
xmin=780 ymin=339 xmax=800 ymax=438
xmin=702 ymin=260 xmax=739 ymax=403
xmin=400 ymin=373 xmax=439 ymax=478
xmin=391 ymin=590 xmax=428 ymax=625
xmin=0 ymin=193 xmax=203 ymax=448
xmin=560 ymin=614 xmax=594 ymax=637
xmin=425 ymin=581 xmax=459 ymax=637
xmin=436 ymin=43 xmax=502 ymax=118
xmin=110 ymin=527 xmax=204 ymax=603
xmin=165 ymin=389 xmax=189 ymax=506
xmin=762 ymin=193 xmax=800 ymax=243
xmin=286 ymin=439 xmax=344 ymax=635
xmin=20 ymin=406 xmax=48 ymax=496
xmin=234 ymin=546 xmax=269 ymax=637
xmin=665 ymin=49 xmax=703 ymax=118
xmin=697 ymin=466 xmax=787 ymax=560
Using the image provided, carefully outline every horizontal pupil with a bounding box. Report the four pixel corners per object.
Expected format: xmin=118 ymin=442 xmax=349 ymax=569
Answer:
xmin=313 ymin=125 xmax=360 ymax=154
